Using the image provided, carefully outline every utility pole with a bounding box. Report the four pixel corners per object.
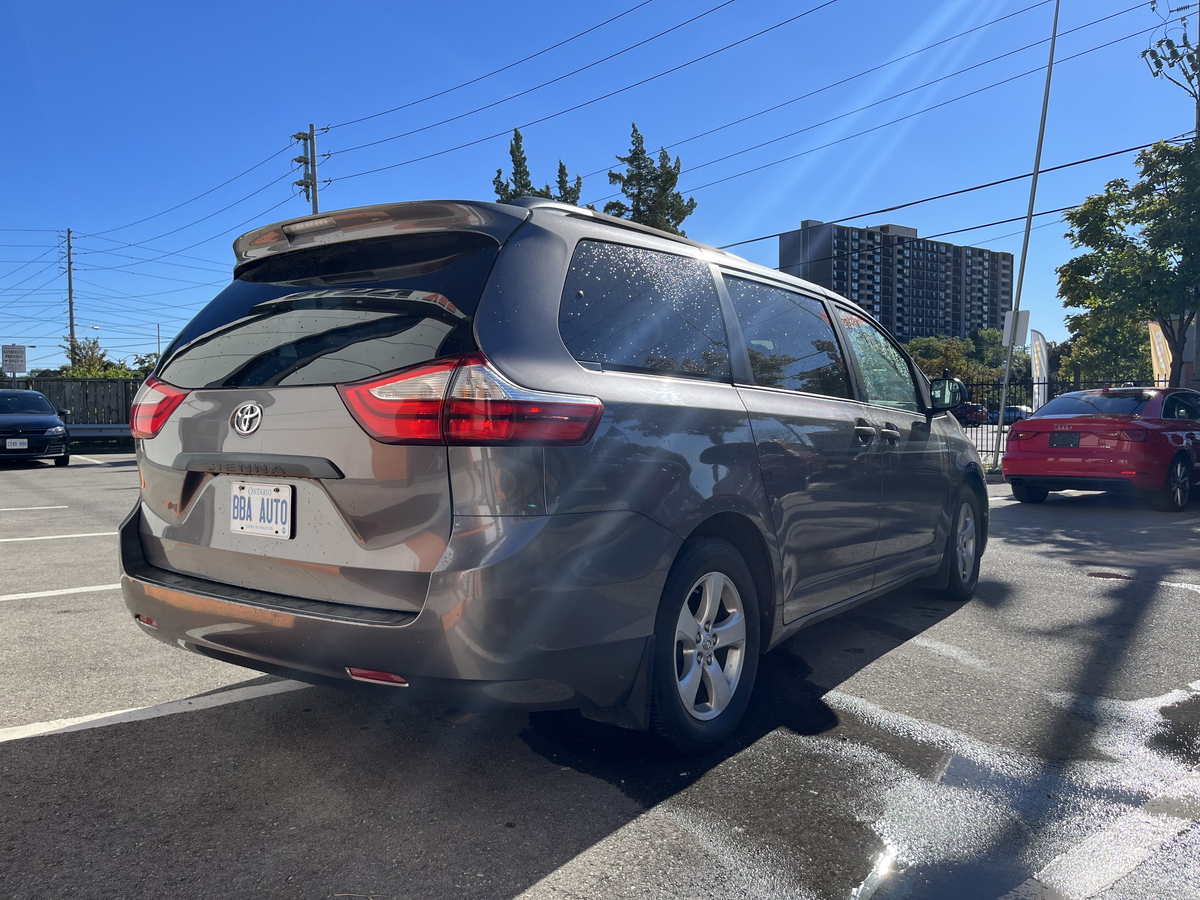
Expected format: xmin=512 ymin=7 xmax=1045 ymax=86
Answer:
xmin=66 ymin=228 xmax=76 ymax=346
xmin=991 ymin=0 xmax=1060 ymax=472
xmin=293 ymin=124 xmax=320 ymax=214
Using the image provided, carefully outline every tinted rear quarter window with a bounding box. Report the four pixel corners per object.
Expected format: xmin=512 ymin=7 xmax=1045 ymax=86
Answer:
xmin=159 ymin=232 xmax=498 ymax=389
xmin=558 ymin=241 xmax=731 ymax=381
xmin=1034 ymin=392 xmax=1154 ymax=417
xmin=724 ymin=275 xmax=850 ymax=398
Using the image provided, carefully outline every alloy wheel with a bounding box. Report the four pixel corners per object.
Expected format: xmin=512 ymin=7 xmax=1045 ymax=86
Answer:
xmin=955 ymin=501 xmax=977 ymax=585
xmin=673 ymin=571 xmax=747 ymax=721
xmin=1169 ymin=459 xmax=1190 ymax=510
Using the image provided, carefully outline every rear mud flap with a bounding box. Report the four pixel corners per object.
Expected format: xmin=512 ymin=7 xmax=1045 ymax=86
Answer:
xmin=580 ymin=635 xmax=654 ymax=731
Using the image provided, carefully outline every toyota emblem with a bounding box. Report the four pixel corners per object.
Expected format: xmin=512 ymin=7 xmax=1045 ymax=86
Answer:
xmin=231 ymin=402 xmax=264 ymax=437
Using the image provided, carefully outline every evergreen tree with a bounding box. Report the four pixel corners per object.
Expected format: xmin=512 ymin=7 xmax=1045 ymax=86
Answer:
xmin=493 ymin=128 xmax=588 ymax=207
xmin=493 ymin=129 xmax=537 ymax=203
xmin=604 ymin=124 xmax=696 ymax=236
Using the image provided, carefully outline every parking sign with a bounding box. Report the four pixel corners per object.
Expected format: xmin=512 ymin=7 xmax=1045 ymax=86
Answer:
xmin=2 ymin=344 xmax=27 ymax=375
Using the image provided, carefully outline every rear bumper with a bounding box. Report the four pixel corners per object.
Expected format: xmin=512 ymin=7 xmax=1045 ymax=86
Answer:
xmin=119 ymin=503 xmax=678 ymax=717
xmin=1003 ymin=474 xmax=1146 ymax=493
xmin=1002 ymin=456 xmax=1163 ymax=492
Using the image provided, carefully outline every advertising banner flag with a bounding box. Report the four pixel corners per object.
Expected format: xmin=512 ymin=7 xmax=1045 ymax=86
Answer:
xmin=1030 ymin=330 xmax=1048 ymax=410
xmin=1147 ymin=322 xmax=1171 ymax=385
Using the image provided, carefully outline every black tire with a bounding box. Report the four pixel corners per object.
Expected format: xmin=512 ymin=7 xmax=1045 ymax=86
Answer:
xmin=938 ymin=489 xmax=983 ymax=602
xmin=54 ymin=455 xmax=70 ymax=467
xmin=1011 ymin=483 xmax=1047 ymax=504
xmin=651 ymin=538 xmax=760 ymax=755
xmin=1149 ymin=456 xmax=1192 ymax=512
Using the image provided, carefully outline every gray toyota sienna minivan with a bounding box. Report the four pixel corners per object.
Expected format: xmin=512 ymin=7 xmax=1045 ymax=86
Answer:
xmin=120 ymin=198 xmax=987 ymax=753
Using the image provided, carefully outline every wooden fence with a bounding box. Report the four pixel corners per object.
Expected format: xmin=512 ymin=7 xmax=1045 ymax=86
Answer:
xmin=9 ymin=377 xmax=142 ymax=425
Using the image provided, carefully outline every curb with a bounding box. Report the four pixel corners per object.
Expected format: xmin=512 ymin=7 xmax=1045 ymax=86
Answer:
xmin=985 ymin=472 xmax=1006 ymax=484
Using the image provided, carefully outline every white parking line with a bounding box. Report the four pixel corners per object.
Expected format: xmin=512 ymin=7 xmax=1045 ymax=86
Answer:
xmin=0 ymin=505 xmax=69 ymax=512
xmin=0 ymin=680 xmax=310 ymax=743
xmin=0 ymin=531 xmax=117 ymax=543
xmin=0 ymin=583 xmax=122 ymax=603
xmin=73 ymin=455 xmax=106 ymax=465
xmin=1000 ymin=768 xmax=1200 ymax=900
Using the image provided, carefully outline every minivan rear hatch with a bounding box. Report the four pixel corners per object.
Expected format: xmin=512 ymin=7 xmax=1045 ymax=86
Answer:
xmin=134 ymin=201 xmax=527 ymax=613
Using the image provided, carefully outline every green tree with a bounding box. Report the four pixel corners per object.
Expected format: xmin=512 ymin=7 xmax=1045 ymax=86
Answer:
xmin=41 ymin=337 xmax=158 ymax=378
xmin=604 ymin=124 xmax=697 ymax=236
xmin=966 ymin=328 xmax=1006 ymax=370
xmin=1055 ymin=308 xmax=1153 ymax=383
xmin=1058 ymin=141 xmax=1199 ymax=387
xmin=493 ymin=128 xmax=587 ymax=206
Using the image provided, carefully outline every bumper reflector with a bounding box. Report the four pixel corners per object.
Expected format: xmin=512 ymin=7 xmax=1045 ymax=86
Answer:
xmin=135 ymin=614 xmax=158 ymax=629
xmin=346 ymin=667 xmax=409 ymax=686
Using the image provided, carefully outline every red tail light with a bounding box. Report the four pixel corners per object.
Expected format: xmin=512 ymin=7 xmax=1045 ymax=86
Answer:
xmin=338 ymin=353 xmax=603 ymax=446
xmin=1119 ymin=429 xmax=1147 ymax=442
xmin=1010 ymin=430 xmax=1037 ymax=442
xmin=130 ymin=376 xmax=191 ymax=440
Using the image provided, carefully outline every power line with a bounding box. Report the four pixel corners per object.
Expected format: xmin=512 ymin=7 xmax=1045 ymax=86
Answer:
xmin=331 ymin=0 xmax=743 ymax=156
xmin=88 ymin=170 xmax=296 ymax=267
xmin=0 ymin=243 xmax=61 ymax=287
xmin=662 ymin=20 xmax=1182 ymax=203
xmin=579 ymin=0 xmax=1062 ymax=179
xmin=92 ymin=144 xmax=295 ymax=236
xmin=329 ymin=0 xmax=658 ymax=130
xmin=75 ymin=192 xmax=297 ymax=276
xmin=72 ymin=246 xmax=230 ymax=275
xmin=75 ymin=233 xmax=228 ymax=267
xmin=0 ymin=269 xmax=65 ymax=315
xmin=628 ymin=3 xmax=1149 ymax=187
xmin=717 ymin=133 xmax=1192 ymax=251
xmin=329 ymin=0 xmax=840 ymax=183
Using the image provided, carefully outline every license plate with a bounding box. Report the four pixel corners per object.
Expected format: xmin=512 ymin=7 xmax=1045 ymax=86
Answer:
xmin=230 ymin=481 xmax=294 ymax=539
xmin=1049 ymin=432 xmax=1079 ymax=449
xmin=6 ymin=438 xmax=28 ymax=449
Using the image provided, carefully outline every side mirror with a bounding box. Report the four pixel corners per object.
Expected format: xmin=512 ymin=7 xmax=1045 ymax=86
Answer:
xmin=929 ymin=378 xmax=967 ymax=411
xmin=59 ymin=407 xmax=72 ymax=417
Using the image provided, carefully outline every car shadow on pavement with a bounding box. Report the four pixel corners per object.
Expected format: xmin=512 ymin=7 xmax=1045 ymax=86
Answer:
xmin=881 ymin=489 xmax=1200 ymax=899
xmin=522 ymin=585 xmax=976 ymax=801
xmin=0 ymin=587 xmax=982 ymax=900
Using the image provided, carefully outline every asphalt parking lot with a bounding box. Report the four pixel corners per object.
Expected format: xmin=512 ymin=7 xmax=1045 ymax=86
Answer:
xmin=1 ymin=453 xmax=1198 ymax=900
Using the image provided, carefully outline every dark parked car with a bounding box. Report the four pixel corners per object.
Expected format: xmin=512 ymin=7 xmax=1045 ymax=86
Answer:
xmin=120 ymin=199 xmax=988 ymax=753
xmin=990 ymin=405 xmax=1032 ymax=426
xmin=955 ymin=403 xmax=987 ymax=427
xmin=0 ymin=390 xmax=70 ymax=465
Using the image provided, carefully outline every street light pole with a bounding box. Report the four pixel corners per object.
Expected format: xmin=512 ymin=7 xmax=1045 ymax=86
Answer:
xmin=992 ymin=0 xmax=1061 ymax=473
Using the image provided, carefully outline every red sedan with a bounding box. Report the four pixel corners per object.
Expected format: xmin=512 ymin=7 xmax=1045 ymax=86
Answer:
xmin=1002 ymin=387 xmax=1200 ymax=512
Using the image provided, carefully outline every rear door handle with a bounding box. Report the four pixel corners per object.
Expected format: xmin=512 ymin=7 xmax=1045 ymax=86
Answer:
xmin=853 ymin=419 xmax=877 ymax=444
xmin=880 ymin=423 xmax=901 ymax=444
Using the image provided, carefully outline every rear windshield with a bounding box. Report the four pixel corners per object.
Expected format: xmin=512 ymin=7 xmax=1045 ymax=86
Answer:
xmin=159 ymin=232 xmax=498 ymax=389
xmin=1033 ymin=391 xmax=1154 ymax=417
xmin=0 ymin=393 xmax=55 ymax=415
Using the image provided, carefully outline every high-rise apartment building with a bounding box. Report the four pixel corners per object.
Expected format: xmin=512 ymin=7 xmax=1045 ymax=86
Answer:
xmin=779 ymin=220 xmax=1014 ymax=342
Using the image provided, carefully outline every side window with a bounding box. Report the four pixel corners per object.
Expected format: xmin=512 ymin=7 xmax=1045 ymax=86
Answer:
xmin=558 ymin=241 xmax=731 ymax=381
xmin=724 ymin=275 xmax=851 ymax=399
xmin=1165 ymin=395 xmax=1200 ymax=420
xmin=837 ymin=310 xmax=921 ymax=412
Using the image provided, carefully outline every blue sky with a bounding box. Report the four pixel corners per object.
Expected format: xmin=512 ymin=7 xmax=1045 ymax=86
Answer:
xmin=1 ymin=0 xmax=1192 ymax=370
